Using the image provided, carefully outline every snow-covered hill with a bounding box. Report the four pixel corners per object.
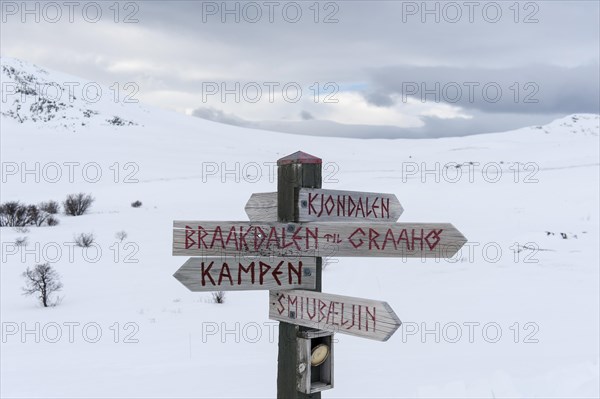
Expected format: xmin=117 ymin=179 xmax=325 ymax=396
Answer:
xmin=1 ymin=58 xmax=599 ymax=398
xmin=1 ymin=57 xmax=143 ymax=131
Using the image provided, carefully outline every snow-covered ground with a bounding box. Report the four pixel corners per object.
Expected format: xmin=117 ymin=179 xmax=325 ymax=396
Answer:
xmin=1 ymin=58 xmax=599 ymax=398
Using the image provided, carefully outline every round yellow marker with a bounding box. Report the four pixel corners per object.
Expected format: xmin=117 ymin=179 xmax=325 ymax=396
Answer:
xmin=310 ymin=344 xmax=329 ymax=367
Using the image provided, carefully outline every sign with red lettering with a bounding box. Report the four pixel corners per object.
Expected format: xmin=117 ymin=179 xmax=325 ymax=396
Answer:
xmin=244 ymin=189 xmax=403 ymax=222
xmin=299 ymin=189 xmax=403 ymax=222
xmin=172 ymin=221 xmax=467 ymax=258
xmin=173 ymin=257 xmax=316 ymax=291
xmin=269 ymin=290 xmax=401 ymax=341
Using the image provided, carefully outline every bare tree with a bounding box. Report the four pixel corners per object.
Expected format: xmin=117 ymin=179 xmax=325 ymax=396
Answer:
xmin=63 ymin=193 xmax=94 ymax=216
xmin=22 ymin=263 xmax=63 ymax=307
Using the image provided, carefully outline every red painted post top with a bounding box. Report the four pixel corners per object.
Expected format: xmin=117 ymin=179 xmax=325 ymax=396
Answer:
xmin=277 ymin=151 xmax=322 ymax=166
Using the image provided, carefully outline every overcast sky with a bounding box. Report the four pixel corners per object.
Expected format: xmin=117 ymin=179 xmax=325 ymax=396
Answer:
xmin=1 ymin=1 xmax=598 ymax=138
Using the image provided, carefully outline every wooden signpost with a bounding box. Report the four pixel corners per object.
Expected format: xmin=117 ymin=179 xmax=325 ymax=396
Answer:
xmin=171 ymin=151 xmax=468 ymax=398
xmin=269 ymin=290 xmax=402 ymax=342
xmin=174 ymin=257 xmax=317 ymax=291
xmin=173 ymin=221 xmax=466 ymax=258
xmin=244 ymin=188 xmax=404 ymax=222
xmin=244 ymin=192 xmax=278 ymax=222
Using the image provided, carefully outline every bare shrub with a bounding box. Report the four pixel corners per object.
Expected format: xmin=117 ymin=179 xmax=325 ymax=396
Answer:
xmin=1 ymin=201 xmax=60 ymax=227
xmin=63 ymin=193 xmax=94 ymax=216
xmin=22 ymin=263 xmax=63 ymax=307
xmin=40 ymin=200 xmax=60 ymax=214
xmin=74 ymin=232 xmax=95 ymax=248
xmin=212 ymin=291 xmax=226 ymax=304
xmin=115 ymin=230 xmax=128 ymax=242
xmin=27 ymin=204 xmax=49 ymax=227
xmin=46 ymin=216 xmax=59 ymax=226
xmin=15 ymin=237 xmax=28 ymax=247
xmin=131 ymin=200 xmax=142 ymax=208
xmin=0 ymin=201 xmax=30 ymax=226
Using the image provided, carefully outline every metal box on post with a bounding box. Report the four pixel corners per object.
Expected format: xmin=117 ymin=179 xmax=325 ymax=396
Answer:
xmin=297 ymin=329 xmax=334 ymax=394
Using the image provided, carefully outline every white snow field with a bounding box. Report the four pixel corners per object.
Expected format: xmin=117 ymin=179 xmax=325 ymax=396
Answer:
xmin=1 ymin=58 xmax=599 ymax=398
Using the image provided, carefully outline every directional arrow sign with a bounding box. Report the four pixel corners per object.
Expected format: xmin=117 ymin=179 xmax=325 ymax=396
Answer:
xmin=244 ymin=192 xmax=278 ymax=222
xmin=299 ymin=188 xmax=403 ymax=222
xmin=173 ymin=221 xmax=467 ymax=258
xmin=269 ymin=290 xmax=401 ymax=341
xmin=173 ymin=257 xmax=316 ymax=292
xmin=244 ymin=188 xmax=403 ymax=222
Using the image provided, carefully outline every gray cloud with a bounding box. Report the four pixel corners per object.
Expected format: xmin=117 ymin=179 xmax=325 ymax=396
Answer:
xmin=365 ymin=64 xmax=600 ymax=115
xmin=300 ymin=110 xmax=314 ymax=120
xmin=1 ymin=1 xmax=598 ymax=138
xmin=191 ymin=106 xmax=565 ymax=139
xmin=191 ymin=107 xmax=249 ymax=127
xmin=364 ymin=91 xmax=395 ymax=107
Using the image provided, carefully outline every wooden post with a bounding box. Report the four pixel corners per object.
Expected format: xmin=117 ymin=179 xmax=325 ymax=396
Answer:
xmin=277 ymin=151 xmax=322 ymax=399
